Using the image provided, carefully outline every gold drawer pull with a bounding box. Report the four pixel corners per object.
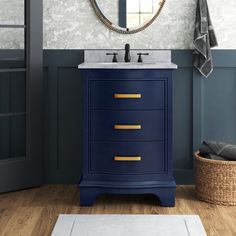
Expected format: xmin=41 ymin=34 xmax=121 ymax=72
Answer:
xmin=114 ymin=94 xmax=141 ymax=99
xmin=114 ymin=156 xmax=141 ymax=161
xmin=114 ymin=125 xmax=141 ymax=130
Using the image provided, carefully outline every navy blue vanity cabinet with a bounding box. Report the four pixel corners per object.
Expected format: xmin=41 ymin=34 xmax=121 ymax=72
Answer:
xmin=79 ymin=69 xmax=176 ymax=207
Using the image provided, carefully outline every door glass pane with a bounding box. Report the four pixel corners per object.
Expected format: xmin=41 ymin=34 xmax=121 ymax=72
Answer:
xmin=0 ymin=28 xmax=25 ymax=49
xmin=0 ymin=115 xmax=26 ymax=160
xmin=0 ymin=28 xmax=25 ymax=67
xmin=0 ymin=72 xmax=26 ymax=113
xmin=0 ymin=0 xmax=24 ymax=25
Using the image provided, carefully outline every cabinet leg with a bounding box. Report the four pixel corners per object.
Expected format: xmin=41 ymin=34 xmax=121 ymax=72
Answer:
xmin=80 ymin=188 xmax=98 ymax=207
xmin=154 ymin=188 xmax=176 ymax=207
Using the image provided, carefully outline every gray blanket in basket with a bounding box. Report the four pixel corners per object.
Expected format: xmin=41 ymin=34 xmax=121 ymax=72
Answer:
xmin=199 ymin=141 xmax=236 ymax=161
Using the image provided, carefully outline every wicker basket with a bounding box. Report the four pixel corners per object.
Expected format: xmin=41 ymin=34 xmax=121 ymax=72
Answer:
xmin=195 ymin=151 xmax=236 ymax=205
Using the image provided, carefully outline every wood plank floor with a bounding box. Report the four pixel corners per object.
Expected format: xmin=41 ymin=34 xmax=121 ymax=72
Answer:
xmin=0 ymin=185 xmax=235 ymax=236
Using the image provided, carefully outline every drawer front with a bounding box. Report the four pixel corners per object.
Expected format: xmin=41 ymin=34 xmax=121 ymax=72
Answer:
xmin=90 ymin=141 xmax=165 ymax=174
xmin=91 ymin=110 xmax=164 ymax=141
xmin=90 ymin=80 xmax=165 ymax=110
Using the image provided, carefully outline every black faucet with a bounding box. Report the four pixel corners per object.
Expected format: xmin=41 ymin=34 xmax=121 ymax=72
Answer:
xmin=124 ymin=44 xmax=131 ymax=62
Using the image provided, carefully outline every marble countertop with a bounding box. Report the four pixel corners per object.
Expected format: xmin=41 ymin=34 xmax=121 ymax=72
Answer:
xmin=78 ymin=50 xmax=177 ymax=69
xmin=78 ymin=62 xmax=178 ymax=69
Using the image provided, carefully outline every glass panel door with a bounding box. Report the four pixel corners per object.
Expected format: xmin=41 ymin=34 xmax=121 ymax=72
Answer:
xmin=0 ymin=0 xmax=26 ymax=160
xmin=0 ymin=0 xmax=42 ymax=193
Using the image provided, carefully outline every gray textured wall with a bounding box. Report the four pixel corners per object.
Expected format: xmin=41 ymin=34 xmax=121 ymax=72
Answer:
xmin=0 ymin=0 xmax=236 ymax=49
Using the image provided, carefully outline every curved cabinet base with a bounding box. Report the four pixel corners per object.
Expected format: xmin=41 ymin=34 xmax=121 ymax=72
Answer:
xmin=79 ymin=180 xmax=176 ymax=207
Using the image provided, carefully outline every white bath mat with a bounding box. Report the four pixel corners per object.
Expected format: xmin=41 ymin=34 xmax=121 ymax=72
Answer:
xmin=51 ymin=214 xmax=207 ymax=236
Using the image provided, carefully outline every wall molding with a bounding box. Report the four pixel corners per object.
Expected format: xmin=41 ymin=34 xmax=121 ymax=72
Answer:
xmin=42 ymin=49 xmax=236 ymax=184
xmin=1 ymin=49 xmax=236 ymax=184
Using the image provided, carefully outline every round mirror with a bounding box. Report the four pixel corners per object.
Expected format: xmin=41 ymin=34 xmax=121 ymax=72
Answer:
xmin=90 ymin=0 xmax=166 ymax=34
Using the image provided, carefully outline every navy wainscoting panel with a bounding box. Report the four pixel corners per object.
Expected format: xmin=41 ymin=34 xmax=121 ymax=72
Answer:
xmin=1 ymin=49 xmax=236 ymax=184
xmin=202 ymin=68 xmax=236 ymax=143
xmin=43 ymin=50 xmax=84 ymax=183
xmin=172 ymin=51 xmax=193 ymax=183
xmin=41 ymin=49 xmax=236 ymax=184
xmin=193 ymin=51 xmax=236 ymax=148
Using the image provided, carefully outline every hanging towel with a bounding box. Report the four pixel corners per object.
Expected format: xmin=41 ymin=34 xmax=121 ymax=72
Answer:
xmin=193 ymin=0 xmax=218 ymax=78
xmin=199 ymin=141 xmax=236 ymax=161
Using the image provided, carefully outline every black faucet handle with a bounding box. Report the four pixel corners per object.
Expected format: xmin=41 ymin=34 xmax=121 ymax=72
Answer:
xmin=137 ymin=53 xmax=149 ymax=63
xmin=106 ymin=52 xmax=118 ymax=63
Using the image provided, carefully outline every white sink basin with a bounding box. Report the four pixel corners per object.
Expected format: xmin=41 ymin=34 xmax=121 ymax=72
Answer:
xmin=78 ymin=62 xmax=177 ymax=69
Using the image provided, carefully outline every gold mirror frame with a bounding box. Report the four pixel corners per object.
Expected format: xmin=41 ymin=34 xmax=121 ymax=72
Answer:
xmin=90 ymin=0 xmax=166 ymax=34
